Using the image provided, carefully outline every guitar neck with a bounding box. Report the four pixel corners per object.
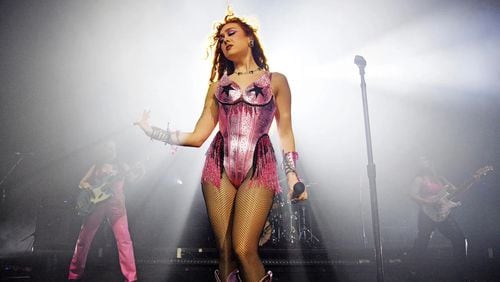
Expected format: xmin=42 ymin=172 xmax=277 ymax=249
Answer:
xmin=448 ymin=177 xmax=477 ymax=200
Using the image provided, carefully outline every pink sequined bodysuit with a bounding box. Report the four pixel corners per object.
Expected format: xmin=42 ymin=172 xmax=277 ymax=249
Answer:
xmin=202 ymin=72 xmax=280 ymax=193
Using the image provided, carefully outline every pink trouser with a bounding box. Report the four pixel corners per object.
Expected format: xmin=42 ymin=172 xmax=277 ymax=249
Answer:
xmin=68 ymin=196 xmax=137 ymax=281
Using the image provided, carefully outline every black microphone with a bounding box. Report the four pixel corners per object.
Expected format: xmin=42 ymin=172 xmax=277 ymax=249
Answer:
xmin=292 ymin=181 xmax=305 ymax=199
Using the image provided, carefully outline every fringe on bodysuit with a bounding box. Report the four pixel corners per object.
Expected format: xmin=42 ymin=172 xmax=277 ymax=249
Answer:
xmin=249 ymin=134 xmax=281 ymax=194
xmin=201 ymin=132 xmax=224 ymax=188
xmin=201 ymin=133 xmax=281 ymax=194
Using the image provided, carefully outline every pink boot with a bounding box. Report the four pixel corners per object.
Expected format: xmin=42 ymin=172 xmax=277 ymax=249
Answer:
xmin=214 ymin=269 xmax=241 ymax=282
xmin=227 ymin=269 xmax=241 ymax=282
xmin=258 ymin=270 xmax=273 ymax=282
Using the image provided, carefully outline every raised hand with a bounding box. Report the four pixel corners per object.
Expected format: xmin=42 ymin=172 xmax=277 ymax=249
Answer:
xmin=134 ymin=110 xmax=153 ymax=135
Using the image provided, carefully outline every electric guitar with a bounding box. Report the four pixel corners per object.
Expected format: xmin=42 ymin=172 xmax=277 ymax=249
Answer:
xmin=75 ymin=162 xmax=145 ymax=216
xmin=422 ymin=165 xmax=494 ymax=222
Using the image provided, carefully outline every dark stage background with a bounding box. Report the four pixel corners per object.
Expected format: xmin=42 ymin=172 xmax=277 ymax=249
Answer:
xmin=0 ymin=0 xmax=499 ymax=278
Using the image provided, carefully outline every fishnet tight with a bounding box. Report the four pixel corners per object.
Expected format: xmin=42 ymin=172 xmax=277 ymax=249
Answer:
xmin=202 ymin=172 xmax=274 ymax=282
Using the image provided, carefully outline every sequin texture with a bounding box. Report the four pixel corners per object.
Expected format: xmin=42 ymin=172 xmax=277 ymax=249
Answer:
xmin=201 ymin=72 xmax=280 ymax=193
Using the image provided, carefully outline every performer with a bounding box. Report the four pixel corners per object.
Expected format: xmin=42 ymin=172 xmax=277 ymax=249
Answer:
xmin=135 ymin=13 xmax=307 ymax=282
xmin=68 ymin=141 xmax=143 ymax=282
xmin=409 ymin=156 xmax=467 ymax=280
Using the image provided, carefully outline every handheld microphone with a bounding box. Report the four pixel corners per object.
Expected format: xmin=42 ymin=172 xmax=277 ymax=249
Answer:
xmin=292 ymin=181 xmax=305 ymax=199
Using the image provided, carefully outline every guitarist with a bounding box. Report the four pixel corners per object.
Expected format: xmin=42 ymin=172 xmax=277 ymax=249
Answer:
xmin=68 ymin=141 xmax=143 ymax=282
xmin=409 ymin=156 xmax=467 ymax=280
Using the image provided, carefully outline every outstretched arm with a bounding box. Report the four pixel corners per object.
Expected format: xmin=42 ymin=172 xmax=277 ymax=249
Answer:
xmin=136 ymin=83 xmax=219 ymax=147
xmin=273 ymin=72 xmax=307 ymax=200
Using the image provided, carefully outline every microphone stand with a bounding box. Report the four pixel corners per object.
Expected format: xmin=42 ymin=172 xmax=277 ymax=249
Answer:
xmin=354 ymin=55 xmax=384 ymax=282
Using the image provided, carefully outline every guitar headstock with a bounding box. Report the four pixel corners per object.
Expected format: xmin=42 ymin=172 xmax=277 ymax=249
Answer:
xmin=474 ymin=165 xmax=494 ymax=179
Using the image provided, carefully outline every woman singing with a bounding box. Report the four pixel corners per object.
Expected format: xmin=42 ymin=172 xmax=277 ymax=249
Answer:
xmin=136 ymin=14 xmax=307 ymax=282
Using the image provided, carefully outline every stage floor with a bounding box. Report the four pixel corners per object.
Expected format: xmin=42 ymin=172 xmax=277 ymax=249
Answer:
xmin=1 ymin=247 xmax=498 ymax=281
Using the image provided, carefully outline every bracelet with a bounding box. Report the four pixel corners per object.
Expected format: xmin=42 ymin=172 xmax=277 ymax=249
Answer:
xmin=149 ymin=126 xmax=172 ymax=144
xmin=282 ymin=151 xmax=299 ymax=175
xmin=172 ymin=130 xmax=181 ymax=145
